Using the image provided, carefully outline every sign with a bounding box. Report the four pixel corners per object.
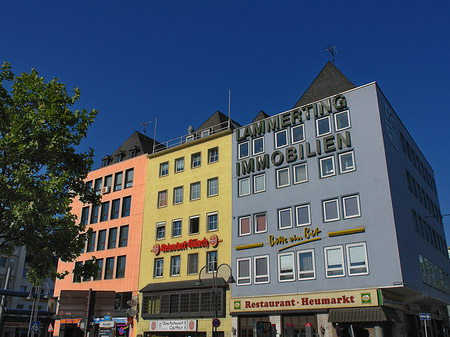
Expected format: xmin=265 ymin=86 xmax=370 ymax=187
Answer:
xmin=305 ymin=323 xmax=312 ymax=327
xmin=149 ymin=320 xmax=197 ymax=331
xmin=48 ymin=323 xmax=54 ymax=332
xmin=104 ymin=315 xmax=111 ymax=321
xmin=99 ymin=321 xmax=116 ymax=328
xmin=153 ymin=236 xmax=221 ymax=255
xmin=30 ymin=321 xmax=40 ymax=332
xmin=419 ymin=313 xmax=431 ymax=320
xmin=212 ymin=318 xmax=221 ymax=328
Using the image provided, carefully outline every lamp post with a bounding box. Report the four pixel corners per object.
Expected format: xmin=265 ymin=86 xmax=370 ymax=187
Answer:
xmin=196 ymin=263 xmax=235 ymax=337
xmin=27 ymin=283 xmax=50 ymax=337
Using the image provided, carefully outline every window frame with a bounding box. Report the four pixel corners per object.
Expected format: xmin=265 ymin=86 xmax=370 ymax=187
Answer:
xmin=324 ymin=246 xmax=345 ymax=278
xmin=160 ymin=162 xmax=169 ymax=177
xmin=342 ymin=194 xmax=361 ymax=219
xmin=118 ymin=225 xmax=129 ymax=248
xmin=346 ymin=242 xmax=369 ymax=276
xmin=338 ymin=151 xmax=356 ymax=174
xmin=278 ymin=207 xmax=292 ymax=229
xmin=238 ymin=141 xmax=249 ymax=159
xmin=116 ymin=255 xmax=126 ymax=278
xmin=334 ymin=110 xmax=351 ymax=131
xmin=207 ymin=251 xmax=218 ymax=273
xmin=253 ymin=137 xmax=264 ymax=156
xmin=208 ymin=147 xmax=219 ymax=163
xmin=190 ymin=182 xmax=201 ymax=201
xmin=254 ymin=255 xmax=270 ymax=284
xmin=158 ymin=190 xmax=168 ymax=208
xmin=207 ymin=177 xmax=219 ymax=197
xmin=172 ymin=219 xmax=182 ymax=238
xmin=319 ymin=156 xmax=336 ymax=178
xmin=293 ymin=162 xmax=308 ymax=184
xmin=275 ymin=129 xmax=288 ymax=149
xmin=295 ymin=204 xmax=311 ymax=227
xmin=114 ymin=172 xmax=123 ymax=191
xmin=154 ymin=258 xmax=164 ymax=278
xmin=124 ymin=168 xmax=134 ymax=189
xmin=276 ymin=167 xmax=291 ymax=188
xmin=189 ymin=215 xmax=200 ymax=235
xmin=254 ymin=212 xmax=267 ymax=234
xmin=253 ymin=173 xmax=266 ymax=193
xmin=121 ymin=196 xmax=131 ymax=217
xmin=173 ymin=186 xmax=184 ymax=205
xmin=175 ymin=157 xmax=185 ymax=173
xmin=100 ymin=202 xmax=110 ymax=222
xmin=170 ymin=255 xmax=181 ymax=276
xmin=187 ymin=253 xmax=199 ymax=275
xmin=239 ymin=216 xmax=251 ymax=236
xmin=316 ymin=115 xmax=332 ymax=137
xmin=278 ymin=252 xmax=295 ymax=282
xmin=111 ymin=199 xmax=120 ymax=219
xmin=108 ymin=227 xmax=117 ymax=249
xmin=297 ymin=249 xmax=316 ymax=280
xmin=238 ymin=177 xmax=250 ymax=197
xmin=156 ymin=222 xmax=166 ymax=240
xmin=237 ymin=257 xmax=251 ymax=285
xmin=323 ymin=198 xmax=340 ymax=222
xmin=97 ymin=229 xmax=106 ymax=251
xmin=207 ymin=212 xmax=218 ymax=232
xmin=104 ymin=257 xmax=115 ymax=280
xmin=191 ymin=152 xmax=201 ymax=169
xmin=291 ymin=124 xmax=305 ymax=144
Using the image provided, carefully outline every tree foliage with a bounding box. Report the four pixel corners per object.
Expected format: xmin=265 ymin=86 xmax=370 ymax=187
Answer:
xmin=0 ymin=62 xmax=99 ymax=283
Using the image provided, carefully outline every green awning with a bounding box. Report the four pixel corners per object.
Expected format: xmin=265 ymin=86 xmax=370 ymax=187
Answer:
xmin=328 ymin=307 xmax=402 ymax=323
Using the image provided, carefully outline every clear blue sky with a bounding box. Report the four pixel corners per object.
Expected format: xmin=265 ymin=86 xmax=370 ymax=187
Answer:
xmin=2 ymin=1 xmax=449 ymax=234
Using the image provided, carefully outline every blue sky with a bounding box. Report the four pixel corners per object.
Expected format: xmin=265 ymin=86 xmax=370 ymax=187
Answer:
xmin=2 ymin=1 xmax=450 ymax=233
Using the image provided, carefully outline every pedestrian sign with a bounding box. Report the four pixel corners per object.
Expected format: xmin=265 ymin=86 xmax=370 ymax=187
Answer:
xmin=31 ymin=321 xmax=40 ymax=332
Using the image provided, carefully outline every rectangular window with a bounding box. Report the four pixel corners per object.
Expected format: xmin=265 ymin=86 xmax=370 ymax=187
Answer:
xmin=154 ymin=258 xmax=164 ymax=278
xmin=124 ymin=168 xmax=134 ymax=188
xmin=239 ymin=216 xmax=251 ymax=236
xmin=175 ymin=158 xmax=184 ymax=173
xmin=156 ymin=222 xmax=165 ymax=240
xmin=278 ymin=208 xmax=292 ymax=229
xmin=171 ymin=256 xmax=181 ymax=276
xmin=253 ymin=174 xmax=266 ymax=193
xmin=346 ymin=243 xmax=369 ymax=275
xmin=97 ymin=230 xmax=106 ymax=251
xmin=172 ymin=220 xmax=182 ymax=237
xmin=254 ymin=213 xmax=267 ymax=233
xmin=191 ymin=153 xmax=201 ymax=168
xmin=323 ymin=199 xmax=340 ymax=222
xmin=73 ymin=261 xmax=83 ymax=283
xmin=237 ymin=258 xmax=251 ymax=285
xmin=122 ymin=196 xmax=131 ymax=217
xmin=158 ymin=190 xmax=168 ymax=208
xmin=114 ymin=172 xmax=123 ymax=191
xmin=238 ymin=178 xmax=250 ymax=197
xmin=173 ymin=187 xmax=184 ymax=204
xmin=334 ymin=110 xmax=351 ymax=131
xmin=110 ymin=199 xmax=120 ymax=219
xmin=319 ymin=156 xmax=336 ymax=178
xmin=108 ymin=228 xmax=117 ymax=249
xmin=189 ymin=216 xmax=200 ymax=234
xmin=291 ymin=124 xmax=305 ymax=144
xmin=238 ymin=141 xmax=249 ymax=159
xmin=325 ymin=246 xmax=345 ymax=278
xmin=190 ymin=182 xmax=201 ymax=201
xmin=81 ymin=207 xmax=90 ymax=226
xmin=119 ymin=225 xmax=129 ymax=247
xmin=316 ymin=116 xmax=331 ymax=137
xmin=207 ymin=178 xmax=218 ymax=196
xmin=104 ymin=175 xmax=112 ymax=190
xmin=293 ymin=163 xmax=307 ymax=184
xmin=298 ymin=249 xmax=315 ymax=280
xmin=187 ymin=253 xmax=198 ymax=275
xmin=160 ymin=162 xmax=169 ymax=176
xmin=93 ymin=259 xmax=103 ymax=281
xmin=87 ymin=232 xmax=96 ymax=252
xmin=275 ymin=129 xmax=288 ymax=148
xmin=296 ymin=204 xmax=311 ymax=226
xmin=253 ymin=137 xmax=264 ymax=155
xmin=343 ymin=195 xmax=361 ymax=219
xmin=100 ymin=202 xmax=110 ymax=222
xmin=90 ymin=205 xmax=99 ymax=224
xmin=276 ymin=167 xmax=290 ymax=188
xmin=254 ymin=255 xmax=269 ymax=283
xmin=207 ymin=251 xmax=218 ymax=272
xmin=208 ymin=147 xmax=219 ymax=163
xmin=207 ymin=212 xmax=218 ymax=231
xmin=116 ymin=255 xmax=126 ymax=278
xmin=278 ymin=253 xmax=294 ymax=282
xmin=339 ymin=151 xmax=355 ymax=173
xmin=104 ymin=257 xmax=114 ymax=279
xmin=94 ymin=178 xmax=102 ymax=195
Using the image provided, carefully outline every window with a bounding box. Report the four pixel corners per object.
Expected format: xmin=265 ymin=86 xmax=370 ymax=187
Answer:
xmin=108 ymin=228 xmax=117 ymax=249
xmin=339 ymin=151 xmax=355 ymax=173
xmin=293 ymin=163 xmax=308 ymax=184
xmin=171 ymin=256 xmax=181 ymax=276
xmin=87 ymin=232 xmax=96 ymax=252
xmin=85 ymin=181 xmax=92 ymax=194
xmin=346 ymin=243 xmax=369 ymax=275
xmin=189 ymin=216 xmax=200 ymax=234
xmin=94 ymin=178 xmax=102 ymax=195
xmin=172 ymin=220 xmax=182 ymax=237
xmin=278 ymin=253 xmax=294 ymax=282
xmin=158 ymin=190 xmax=168 ymax=208
xmin=90 ymin=205 xmax=99 ymax=224
xmin=325 ymin=246 xmax=345 ymax=278
xmin=124 ymin=169 xmax=134 ymax=188
xmin=316 ymin=116 xmax=331 ymax=137
xmin=97 ymin=230 xmax=106 ymax=251
xmin=238 ymin=141 xmax=249 ymax=159
xmin=319 ymin=156 xmax=336 ymax=178
xmin=156 ymin=222 xmax=165 ymax=240
xmin=201 ymin=129 xmax=210 ymax=138
xmin=254 ymin=255 xmax=269 ymax=283
xmin=105 ymin=257 xmax=114 ymax=280
xmin=253 ymin=137 xmax=264 ymax=155
xmin=119 ymin=225 xmax=129 ymax=247
xmin=298 ymin=249 xmax=315 ymax=280
xmin=291 ymin=124 xmax=305 ymax=143
xmin=175 ymin=158 xmax=184 ymax=173
xmin=334 ymin=110 xmax=351 ymax=131
xmin=275 ymin=130 xmax=288 ymax=148
xmin=207 ymin=212 xmax=218 ymax=231
xmin=208 ymin=147 xmax=219 ymax=163
xmin=323 ymin=199 xmax=340 ymax=222
xmin=104 ymin=175 xmax=112 ymax=190
xmin=296 ymin=204 xmax=311 ymax=226
xmin=276 ymin=167 xmax=290 ymax=188
xmin=278 ymin=208 xmax=292 ymax=229
xmin=173 ymin=187 xmax=184 ymax=204
xmin=191 ymin=153 xmax=201 ymax=168
xmin=237 ymin=258 xmax=251 ymax=285
xmin=253 ymin=174 xmax=266 ymax=193
xmin=254 ymin=213 xmax=267 ymax=233
xmin=207 ymin=178 xmax=218 ymax=197
xmin=187 ymin=253 xmax=198 ymax=274
xmin=114 ymin=172 xmax=123 ymax=191
xmin=239 ymin=216 xmax=251 ymax=236
xmin=73 ymin=261 xmax=82 ymax=283
xmin=207 ymin=251 xmax=218 ymax=272
xmin=100 ymin=202 xmax=110 ymax=222
xmin=81 ymin=207 xmax=89 ymax=226
xmin=116 ymin=256 xmax=126 ymax=278
xmin=154 ymin=258 xmax=164 ymax=278
xmin=190 ymin=182 xmax=201 ymax=201
xmin=238 ymin=178 xmax=250 ymax=197
xmin=93 ymin=259 xmax=103 ymax=280
xmin=343 ymin=195 xmax=361 ymax=219
xmin=122 ymin=196 xmax=131 ymax=217
xmin=160 ymin=162 xmax=169 ymax=176
xmin=110 ymin=199 xmax=120 ymax=219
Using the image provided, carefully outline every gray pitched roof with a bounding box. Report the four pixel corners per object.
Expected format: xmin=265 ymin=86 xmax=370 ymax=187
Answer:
xmin=294 ymin=62 xmax=355 ymax=108
xmin=195 ymin=110 xmax=240 ymax=133
xmin=252 ymin=110 xmax=270 ymax=122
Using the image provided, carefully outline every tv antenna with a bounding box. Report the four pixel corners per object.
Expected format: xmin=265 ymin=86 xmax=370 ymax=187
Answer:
xmin=140 ymin=121 xmax=153 ymax=135
xmin=326 ymin=44 xmax=338 ymax=63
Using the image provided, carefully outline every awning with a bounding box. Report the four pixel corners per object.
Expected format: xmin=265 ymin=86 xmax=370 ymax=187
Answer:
xmin=328 ymin=307 xmax=403 ymax=323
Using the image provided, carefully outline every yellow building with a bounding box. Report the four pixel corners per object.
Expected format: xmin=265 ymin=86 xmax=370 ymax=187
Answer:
xmin=137 ymin=112 xmax=238 ymax=337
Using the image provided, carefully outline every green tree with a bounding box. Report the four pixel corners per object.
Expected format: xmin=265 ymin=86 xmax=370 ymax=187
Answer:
xmin=0 ymin=62 xmax=99 ymax=283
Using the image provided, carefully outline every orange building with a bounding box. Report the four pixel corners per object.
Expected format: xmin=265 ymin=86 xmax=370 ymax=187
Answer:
xmin=53 ymin=131 xmax=156 ymax=337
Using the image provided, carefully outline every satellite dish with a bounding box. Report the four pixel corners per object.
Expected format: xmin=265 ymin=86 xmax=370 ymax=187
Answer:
xmin=127 ymin=299 xmax=138 ymax=307
xmin=188 ymin=126 xmax=194 ymax=134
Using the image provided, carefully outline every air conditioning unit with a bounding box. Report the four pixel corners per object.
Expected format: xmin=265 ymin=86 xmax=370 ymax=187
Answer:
xmin=102 ymin=186 xmax=111 ymax=194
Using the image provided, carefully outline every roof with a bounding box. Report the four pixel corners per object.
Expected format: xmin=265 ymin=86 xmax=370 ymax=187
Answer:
xmin=140 ymin=278 xmax=228 ymax=293
xmin=195 ymin=110 xmax=240 ymax=133
xmin=328 ymin=307 xmax=402 ymax=323
xmin=294 ymin=62 xmax=355 ymax=108
xmin=252 ymin=110 xmax=270 ymax=122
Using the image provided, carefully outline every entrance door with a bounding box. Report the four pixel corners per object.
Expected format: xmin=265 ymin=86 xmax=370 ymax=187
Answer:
xmin=284 ymin=314 xmax=317 ymax=337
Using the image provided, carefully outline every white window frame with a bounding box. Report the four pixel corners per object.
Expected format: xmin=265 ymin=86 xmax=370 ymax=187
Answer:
xmin=239 ymin=216 xmax=251 ymax=236
xmin=156 ymin=222 xmax=165 ymax=240
xmin=201 ymin=129 xmax=210 ymax=138
xmin=160 ymin=162 xmax=169 ymax=177
xmin=237 ymin=257 xmax=251 ymax=285
xmin=278 ymin=208 xmax=292 ymax=229
xmin=191 ymin=152 xmax=201 ymax=168
xmin=278 ymin=252 xmax=295 ymax=282
xmin=275 ymin=129 xmax=288 ymax=149
xmin=208 ymin=147 xmax=219 ymax=163
xmin=238 ymin=141 xmax=249 ymax=159
xmin=338 ymin=151 xmax=356 ymax=174
xmin=342 ymin=194 xmax=361 ymax=219
xmin=170 ymin=255 xmax=181 ymax=276
xmin=190 ymin=182 xmax=201 ymax=201
xmin=238 ymin=177 xmax=250 ymax=197
xmin=175 ymin=157 xmax=184 ymax=173
xmin=154 ymin=258 xmax=164 ymax=278
xmin=323 ymin=198 xmax=340 ymax=222
xmin=334 ymin=110 xmax=351 ymax=131
xmin=173 ymin=186 xmax=183 ymax=205
xmin=254 ymin=255 xmax=270 ymax=284
xmin=172 ymin=219 xmax=182 ymax=238
xmin=254 ymin=213 xmax=267 ymax=234
xmin=319 ymin=156 xmax=336 ymax=178
xmin=316 ymin=115 xmax=332 ymax=137
xmin=324 ymin=246 xmax=345 ymax=278
xmin=207 ymin=212 xmax=218 ymax=232
xmin=346 ymin=242 xmax=369 ymax=276
xmin=295 ymin=204 xmax=311 ymax=227
xmin=291 ymin=124 xmax=305 ymax=144
xmin=207 ymin=177 xmax=219 ymax=197
xmin=297 ymin=249 xmax=316 ymax=280
xmin=293 ymin=162 xmax=308 ymax=184
xmin=157 ymin=190 xmax=168 ymax=208
xmin=189 ymin=215 xmax=200 ymax=235
xmin=253 ymin=173 xmax=266 ymax=193
xmin=276 ymin=167 xmax=290 ymax=188
xmin=253 ymin=137 xmax=265 ymax=156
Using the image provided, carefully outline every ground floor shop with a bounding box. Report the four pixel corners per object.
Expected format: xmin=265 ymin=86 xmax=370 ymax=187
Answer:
xmin=55 ymin=317 xmax=132 ymax=337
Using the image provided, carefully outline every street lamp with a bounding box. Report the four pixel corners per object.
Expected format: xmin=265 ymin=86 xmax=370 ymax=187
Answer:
xmin=196 ymin=263 xmax=235 ymax=337
xmin=27 ymin=282 xmax=50 ymax=337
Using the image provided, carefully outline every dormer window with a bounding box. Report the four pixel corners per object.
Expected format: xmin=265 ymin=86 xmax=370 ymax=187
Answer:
xmin=102 ymin=156 xmax=111 ymax=167
xmin=129 ymin=146 xmax=140 ymax=158
xmin=115 ymin=152 xmax=125 ymax=163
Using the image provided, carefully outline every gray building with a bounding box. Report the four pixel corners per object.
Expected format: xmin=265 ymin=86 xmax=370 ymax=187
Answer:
xmin=230 ymin=63 xmax=449 ymax=337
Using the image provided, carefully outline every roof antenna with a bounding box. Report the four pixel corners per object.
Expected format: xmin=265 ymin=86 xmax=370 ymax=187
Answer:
xmin=326 ymin=44 xmax=338 ymax=63
xmin=140 ymin=121 xmax=153 ymax=135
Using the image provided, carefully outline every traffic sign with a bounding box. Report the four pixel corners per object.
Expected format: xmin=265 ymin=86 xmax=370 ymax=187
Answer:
xmin=48 ymin=323 xmax=54 ymax=332
xmin=212 ymin=318 xmax=221 ymax=327
xmin=419 ymin=313 xmax=431 ymax=320
xmin=31 ymin=321 xmax=40 ymax=332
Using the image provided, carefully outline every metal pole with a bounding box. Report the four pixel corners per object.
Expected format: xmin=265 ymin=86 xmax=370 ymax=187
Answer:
xmin=27 ymin=287 xmax=37 ymax=337
xmin=0 ymin=267 xmax=11 ymax=332
xmin=424 ymin=319 xmax=428 ymax=337
xmin=84 ymin=288 xmax=92 ymax=337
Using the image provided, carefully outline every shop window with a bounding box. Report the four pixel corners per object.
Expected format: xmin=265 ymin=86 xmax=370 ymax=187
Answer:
xmin=116 ymin=256 xmax=126 ymax=278
xmin=319 ymin=156 xmax=336 ymax=178
xmin=160 ymin=162 xmax=169 ymax=177
xmin=191 ymin=152 xmax=201 ymax=168
xmin=173 ymin=186 xmax=183 ymax=204
xmin=253 ymin=137 xmax=264 ymax=155
xmin=118 ymin=225 xmax=129 ymax=247
xmin=278 ymin=253 xmax=294 ymax=282
xmin=208 ymin=147 xmax=219 ymax=163
xmin=276 ymin=167 xmax=290 ymax=188
xmin=114 ymin=172 xmax=123 ymax=191
xmin=190 ymin=182 xmax=201 ymax=200
xmin=175 ymin=157 xmax=184 ymax=173
xmin=94 ymin=178 xmax=102 ymax=195
xmin=207 ymin=177 xmax=219 ymax=196
xmin=254 ymin=255 xmax=269 ymax=284
xmin=239 ymin=216 xmax=251 ymax=236
xmin=207 ymin=251 xmax=218 ymax=272
xmin=291 ymin=124 xmax=305 ymax=144
xmin=108 ymin=228 xmax=117 ymax=249
xmin=90 ymin=205 xmax=99 ymax=224
xmin=86 ymin=232 xmax=96 ymax=252
xmin=254 ymin=213 xmax=267 ymax=233
xmin=324 ymin=246 xmax=345 ymax=278
xmin=275 ymin=129 xmax=288 ymax=149
xmin=334 ymin=110 xmax=351 ymax=131
xmin=172 ymin=220 xmax=182 ymax=237
xmin=121 ymin=196 xmax=131 ymax=217
xmin=104 ymin=257 xmax=115 ymax=280
xmin=346 ymin=243 xmax=368 ymax=276
xmin=238 ymin=178 xmax=250 ymax=197
xmin=187 ymin=253 xmax=198 ymax=275
xmin=158 ymin=190 xmax=168 ymax=208
xmin=278 ymin=208 xmax=292 ymax=229
xmin=339 ymin=151 xmax=355 ymax=173
xmin=323 ymin=198 xmax=340 ymax=222
xmin=154 ymin=258 xmax=164 ymax=278
xmin=207 ymin=212 xmax=218 ymax=231
xmin=170 ymin=256 xmax=181 ymax=276
xmin=124 ymin=168 xmax=134 ymax=188
xmin=156 ymin=222 xmax=165 ymax=240
xmin=238 ymin=141 xmax=249 ymax=159
xmin=343 ymin=195 xmax=361 ymax=219
xmin=293 ymin=163 xmax=307 ymax=184
xmin=298 ymin=249 xmax=315 ymax=280
xmin=100 ymin=202 xmax=109 ymax=222
xmin=189 ymin=216 xmax=200 ymax=234
xmin=253 ymin=174 xmax=266 ymax=193
xmin=316 ymin=116 xmax=331 ymax=137
xmin=237 ymin=258 xmax=251 ymax=285
xmin=295 ymin=204 xmax=311 ymax=226
xmin=110 ymin=199 xmax=120 ymax=219
xmin=80 ymin=207 xmax=89 ymax=226
xmin=93 ymin=259 xmax=103 ymax=280
xmin=97 ymin=230 xmax=106 ymax=251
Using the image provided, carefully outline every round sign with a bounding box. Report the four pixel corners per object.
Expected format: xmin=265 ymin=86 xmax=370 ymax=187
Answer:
xmin=210 ymin=234 xmax=219 ymax=248
xmin=152 ymin=243 xmax=160 ymax=255
xmin=212 ymin=318 xmax=221 ymax=328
